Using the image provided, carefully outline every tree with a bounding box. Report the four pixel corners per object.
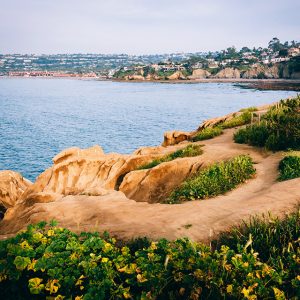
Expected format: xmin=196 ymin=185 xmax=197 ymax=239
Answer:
xmin=268 ymin=37 xmax=283 ymax=52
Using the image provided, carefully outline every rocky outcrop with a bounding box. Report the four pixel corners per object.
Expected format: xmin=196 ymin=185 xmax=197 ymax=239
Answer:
xmin=17 ymin=145 xmax=165 ymax=205
xmin=119 ymin=156 xmax=204 ymax=203
xmin=214 ymin=68 xmax=240 ymax=79
xmin=0 ymin=170 xmax=31 ymax=209
xmin=162 ymin=131 xmax=191 ymax=146
xmin=242 ymin=65 xmax=279 ymax=79
xmin=125 ymin=75 xmax=145 ymax=81
xmin=168 ymin=71 xmax=186 ymax=80
xmin=188 ymin=69 xmax=211 ymax=79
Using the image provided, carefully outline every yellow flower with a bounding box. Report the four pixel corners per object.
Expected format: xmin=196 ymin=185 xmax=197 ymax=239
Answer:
xmin=226 ymin=284 xmax=233 ymax=294
xmin=243 ymin=262 xmax=249 ymax=268
xmin=54 ymin=295 xmax=65 ymax=300
xmin=101 ymin=257 xmax=109 ymax=263
xmin=0 ymin=273 xmax=7 ymax=282
xmin=27 ymin=259 xmax=37 ymax=271
xmin=47 ymin=229 xmax=55 ymax=237
xmin=75 ymin=296 xmax=83 ymax=300
xmin=28 ymin=277 xmax=45 ymax=294
xmin=45 ymin=279 xmax=60 ymax=294
xmin=273 ymin=287 xmax=286 ymax=300
xmin=20 ymin=240 xmax=31 ymax=249
xmin=76 ymin=275 xmax=85 ymax=286
xmin=150 ymin=242 xmax=157 ymax=250
xmin=147 ymin=253 xmax=154 ymax=259
xmin=297 ymin=275 xmax=300 ymax=281
xmin=137 ymin=274 xmax=148 ymax=283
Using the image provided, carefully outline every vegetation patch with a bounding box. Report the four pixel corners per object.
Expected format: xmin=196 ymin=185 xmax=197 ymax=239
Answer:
xmin=278 ymin=155 xmax=300 ymax=181
xmin=168 ymin=155 xmax=255 ymax=203
xmin=1 ymin=208 xmax=299 ymax=299
xmin=234 ymin=96 xmax=300 ymax=151
xmin=222 ymin=108 xmax=256 ymax=129
xmin=192 ymin=126 xmax=223 ymax=141
xmin=138 ymin=144 xmax=203 ymax=170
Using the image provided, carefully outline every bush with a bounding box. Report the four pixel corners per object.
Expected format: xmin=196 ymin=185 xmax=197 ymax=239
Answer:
xmin=222 ymin=111 xmax=253 ymax=129
xmin=234 ymin=124 xmax=269 ymax=147
xmin=168 ymin=155 xmax=255 ymax=203
xmin=234 ymin=96 xmax=300 ymax=151
xmin=139 ymin=144 xmax=203 ymax=170
xmin=192 ymin=126 xmax=223 ymax=141
xmin=0 ymin=211 xmax=299 ymax=300
xmin=278 ymin=155 xmax=300 ymax=181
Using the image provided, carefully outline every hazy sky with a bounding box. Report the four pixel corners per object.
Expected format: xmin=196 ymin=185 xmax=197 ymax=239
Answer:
xmin=1 ymin=0 xmax=299 ymax=54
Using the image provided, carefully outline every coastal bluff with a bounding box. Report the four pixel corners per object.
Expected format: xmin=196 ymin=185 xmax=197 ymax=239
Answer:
xmin=1 ymin=103 xmax=300 ymax=242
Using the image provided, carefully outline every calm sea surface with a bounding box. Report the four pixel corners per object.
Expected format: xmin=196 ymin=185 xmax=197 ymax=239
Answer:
xmin=0 ymin=78 xmax=296 ymax=181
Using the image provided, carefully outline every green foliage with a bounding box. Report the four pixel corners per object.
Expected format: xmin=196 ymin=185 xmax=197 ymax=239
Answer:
xmin=234 ymin=124 xmax=269 ymax=147
xmin=1 ymin=211 xmax=299 ymax=299
xmin=222 ymin=110 xmax=254 ymax=129
xmin=192 ymin=126 xmax=223 ymax=141
xmin=138 ymin=144 xmax=203 ymax=170
xmin=278 ymin=155 xmax=300 ymax=181
xmin=168 ymin=155 xmax=255 ymax=203
xmin=213 ymin=208 xmax=300 ymax=297
xmin=234 ymin=96 xmax=300 ymax=151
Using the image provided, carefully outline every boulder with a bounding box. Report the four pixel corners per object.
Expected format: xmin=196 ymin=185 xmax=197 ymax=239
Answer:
xmin=168 ymin=71 xmax=186 ymax=80
xmin=162 ymin=131 xmax=191 ymax=146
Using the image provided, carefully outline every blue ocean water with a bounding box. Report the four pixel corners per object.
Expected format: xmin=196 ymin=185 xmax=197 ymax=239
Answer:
xmin=0 ymin=78 xmax=296 ymax=181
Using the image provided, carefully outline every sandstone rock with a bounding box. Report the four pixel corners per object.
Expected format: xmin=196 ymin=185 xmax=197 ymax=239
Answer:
xmin=188 ymin=69 xmax=211 ymax=79
xmin=17 ymin=145 xmax=164 ymax=205
xmin=242 ymin=64 xmax=279 ymax=79
xmin=168 ymin=71 xmax=186 ymax=80
xmin=125 ymin=75 xmax=145 ymax=81
xmin=162 ymin=131 xmax=191 ymax=146
xmin=0 ymin=170 xmax=31 ymax=209
xmin=214 ymin=68 xmax=240 ymax=79
xmin=119 ymin=156 xmax=204 ymax=203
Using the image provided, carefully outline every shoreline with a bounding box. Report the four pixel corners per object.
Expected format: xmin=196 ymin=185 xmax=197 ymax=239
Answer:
xmin=1 ymin=76 xmax=300 ymax=91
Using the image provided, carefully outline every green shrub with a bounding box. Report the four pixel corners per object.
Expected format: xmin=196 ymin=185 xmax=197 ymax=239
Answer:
xmin=0 ymin=212 xmax=299 ymax=300
xmin=234 ymin=124 xmax=269 ymax=147
xmin=192 ymin=126 xmax=223 ymax=141
xmin=139 ymin=144 xmax=203 ymax=170
xmin=234 ymin=96 xmax=300 ymax=151
xmin=222 ymin=111 xmax=253 ymax=129
xmin=168 ymin=155 xmax=255 ymax=203
xmin=278 ymin=155 xmax=300 ymax=181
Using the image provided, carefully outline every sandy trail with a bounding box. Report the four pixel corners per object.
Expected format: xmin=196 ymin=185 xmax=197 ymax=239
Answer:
xmin=3 ymin=129 xmax=298 ymax=242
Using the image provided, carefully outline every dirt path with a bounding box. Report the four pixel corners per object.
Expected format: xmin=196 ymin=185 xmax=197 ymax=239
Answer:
xmin=2 ymin=129 xmax=298 ymax=242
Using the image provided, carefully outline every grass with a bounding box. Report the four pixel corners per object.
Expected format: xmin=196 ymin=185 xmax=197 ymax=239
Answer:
xmin=1 ymin=208 xmax=299 ymax=299
xmin=222 ymin=110 xmax=253 ymax=129
xmin=192 ymin=126 xmax=223 ymax=141
xmin=138 ymin=144 xmax=203 ymax=170
xmin=168 ymin=155 xmax=256 ymax=203
xmin=278 ymin=155 xmax=300 ymax=181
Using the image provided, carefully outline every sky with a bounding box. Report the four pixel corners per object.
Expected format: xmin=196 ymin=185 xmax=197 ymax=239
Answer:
xmin=0 ymin=0 xmax=299 ymax=54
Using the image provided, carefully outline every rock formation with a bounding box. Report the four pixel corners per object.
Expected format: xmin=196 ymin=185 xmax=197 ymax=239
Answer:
xmin=188 ymin=69 xmax=211 ymax=79
xmin=214 ymin=68 xmax=240 ymax=79
xmin=242 ymin=64 xmax=279 ymax=79
xmin=167 ymin=71 xmax=186 ymax=80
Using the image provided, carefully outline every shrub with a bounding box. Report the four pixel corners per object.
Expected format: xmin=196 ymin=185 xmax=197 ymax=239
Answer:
xmin=278 ymin=155 xmax=300 ymax=181
xmin=234 ymin=124 xmax=269 ymax=147
xmin=0 ymin=212 xmax=299 ymax=300
xmin=168 ymin=155 xmax=255 ymax=203
xmin=138 ymin=144 xmax=203 ymax=170
xmin=222 ymin=111 xmax=253 ymax=129
xmin=234 ymin=96 xmax=300 ymax=151
xmin=192 ymin=126 xmax=223 ymax=141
